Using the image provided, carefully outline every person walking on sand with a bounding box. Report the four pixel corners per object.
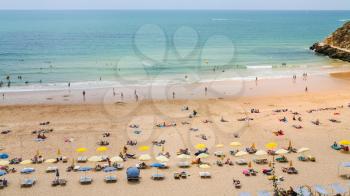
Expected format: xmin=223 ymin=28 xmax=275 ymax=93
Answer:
xmin=205 ymin=87 xmax=208 ymax=96
xmin=305 ymin=86 xmax=308 ymax=92
xmin=121 ymin=92 xmax=124 ymax=100
xmin=82 ymin=90 xmax=86 ymax=101
xmin=172 ymin=92 xmax=175 ymax=99
xmin=68 ymin=82 xmax=70 ymax=87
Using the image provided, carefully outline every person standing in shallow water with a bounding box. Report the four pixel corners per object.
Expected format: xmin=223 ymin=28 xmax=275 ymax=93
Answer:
xmin=205 ymin=87 xmax=208 ymax=96
xmin=172 ymin=92 xmax=175 ymax=99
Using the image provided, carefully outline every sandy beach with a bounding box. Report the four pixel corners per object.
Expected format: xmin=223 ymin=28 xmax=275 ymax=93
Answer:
xmin=0 ymin=73 xmax=350 ymax=195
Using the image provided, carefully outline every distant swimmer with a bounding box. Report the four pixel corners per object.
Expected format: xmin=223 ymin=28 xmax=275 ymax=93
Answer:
xmin=68 ymin=82 xmax=70 ymax=87
xmin=113 ymin=88 xmax=116 ymax=96
xmin=121 ymin=92 xmax=124 ymax=100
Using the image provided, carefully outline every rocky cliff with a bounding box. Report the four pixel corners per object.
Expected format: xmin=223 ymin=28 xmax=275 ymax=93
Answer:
xmin=310 ymin=21 xmax=350 ymax=62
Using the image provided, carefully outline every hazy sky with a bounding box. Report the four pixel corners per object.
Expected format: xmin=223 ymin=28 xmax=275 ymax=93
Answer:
xmin=1 ymin=0 xmax=350 ymax=10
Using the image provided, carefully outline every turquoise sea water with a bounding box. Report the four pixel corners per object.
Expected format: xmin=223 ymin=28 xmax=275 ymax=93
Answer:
xmin=0 ymin=10 xmax=350 ymax=90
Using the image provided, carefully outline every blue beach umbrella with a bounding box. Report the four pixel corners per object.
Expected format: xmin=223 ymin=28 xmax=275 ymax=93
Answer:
xmin=103 ymin=167 xmax=117 ymax=173
xmin=78 ymin=167 xmax=92 ymax=172
xmin=0 ymin=153 xmax=9 ymax=159
xmin=0 ymin=170 xmax=7 ymax=176
xmin=21 ymin=168 xmax=35 ymax=174
xmin=150 ymin=163 xmax=164 ymax=168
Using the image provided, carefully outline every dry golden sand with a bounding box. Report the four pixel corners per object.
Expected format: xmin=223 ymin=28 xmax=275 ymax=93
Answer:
xmin=0 ymin=74 xmax=350 ymax=195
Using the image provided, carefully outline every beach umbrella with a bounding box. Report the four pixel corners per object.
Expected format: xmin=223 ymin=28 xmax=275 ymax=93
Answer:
xmin=196 ymin=153 xmax=209 ymax=159
xmin=297 ymin=147 xmax=310 ymax=153
xmin=0 ymin=160 xmax=9 ymax=166
xmin=251 ymin=143 xmax=256 ymax=149
xmin=139 ymin=154 xmax=151 ymax=161
xmin=45 ymin=159 xmax=57 ymax=163
xmin=235 ymin=151 xmax=248 ymax=157
xmin=255 ymin=150 xmax=267 ymax=156
xmin=288 ymin=140 xmax=292 ymax=148
xmin=339 ymin=140 xmax=350 ymax=146
xmin=266 ymin=142 xmax=278 ymax=150
xmin=155 ymin=155 xmax=169 ymax=163
xmin=103 ymin=166 xmax=117 ymax=173
xmin=216 ymin=144 xmax=224 ymax=148
xmin=138 ymin=146 xmax=150 ymax=151
xmin=150 ymin=163 xmax=165 ymax=168
xmin=76 ymin=148 xmax=87 ymax=153
xmin=20 ymin=160 xmax=32 ymax=165
xmin=96 ymin=146 xmax=108 ymax=152
xmin=195 ymin=143 xmax=207 ymax=150
xmin=21 ymin=168 xmax=35 ymax=174
xmin=110 ymin=156 xmax=124 ymax=163
xmin=0 ymin=170 xmax=7 ymax=176
xmin=88 ymin=156 xmax=102 ymax=162
xmin=230 ymin=142 xmax=241 ymax=147
xmin=289 ymin=161 xmax=293 ymax=167
xmin=199 ymin=164 xmax=211 ymax=169
xmin=78 ymin=167 xmax=92 ymax=172
xmin=0 ymin=153 xmax=9 ymax=159
xmin=177 ymin=154 xmax=191 ymax=159
xmin=57 ymin=149 xmax=61 ymax=156
xmin=275 ymin=149 xmax=289 ymax=155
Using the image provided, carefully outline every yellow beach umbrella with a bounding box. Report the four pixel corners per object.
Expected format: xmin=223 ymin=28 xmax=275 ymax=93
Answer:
xmin=96 ymin=146 xmax=108 ymax=152
xmin=20 ymin=160 xmax=32 ymax=165
xmin=177 ymin=154 xmax=191 ymax=159
xmin=289 ymin=160 xmax=293 ymax=167
xmin=230 ymin=142 xmax=241 ymax=147
xmin=216 ymin=144 xmax=224 ymax=148
xmin=57 ymin=149 xmax=61 ymax=156
xmin=339 ymin=140 xmax=350 ymax=146
xmin=255 ymin=150 xmax=267 ymax=156
xmin=196 ymin=153 xmax=209 ymax=159
xmin=235 ymin=151 xmax=248 ymax=157
xmin=76 ymin=148 xmax=87 ymax=153
xmin=199 ymin=164 xmax=211 ymax=169
xmin=156 ymin=155 xmax=169 ymax=163
xmin=138 ymin=146 xmax=150 ymax=151
xmin=266 ymin=142 xmax=278 ymax=150
xmin=45 ymin=159 xmax=57 ymax=163
xmin=88 ymin=156 xmax=102 ymax=162
xmin=297 ymin=147 xmax=310 ymax=153
xmin=0 ymin=160 xmax=9 ymax=166
xmin=275 ymin=149 xmax=289 ymax=155
xmin=139 ymin=154 xmax=151 ymax=161
xmin=248 ymin=161 xmax=252 ymax=168
xmin=195 ymin=143 xmax=207 ymax=150
xmin=251 ymin=143 xmax=256 ymax=149
xmin=110 ymin=156 xmax=124 ymax=163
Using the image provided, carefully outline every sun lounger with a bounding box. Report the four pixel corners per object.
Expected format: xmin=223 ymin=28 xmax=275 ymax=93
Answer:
xmin=104 ymin=175 xmax=117 ymax=183
xmin=21 ymin=179 xmax=36 ymax=188
xmin=77 ymin=156 xmax=87 ymax=163
xmin=199 ymin=172 xmax=211 ymax=178
xmin=253 ymin=158 xmax=268 ymax=165
xmin=257 ymin=190 xmax=271 ymax=196
xmin=151 ymin=173 xmax=165 ymax=180
xmin=331 ymin=183 xmax=347 ymax=195
xmin=177 ymin=161 xmax=190 ymax=168
xmin=239 ymin=192 xmax=251 ymax=196
xmin=295 ymin=186 xmax=311 ymax=196
xmin=79 ymin=176 xmax=92 ymax=185
xmin=52 ymin=179 xmax=67 ymax=186
xmin=46 ymin=166 xmax=58 ymax=173
xmin=235 ymin=159 xmax=248 ymax=165
xmin=0 ymin=179 xmax=8 ymax=189
xmin=314 ymin=184 xmax=328 ymax=195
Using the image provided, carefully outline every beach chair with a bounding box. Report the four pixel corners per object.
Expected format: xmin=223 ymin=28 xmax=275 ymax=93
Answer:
xmin=79 ymin=176 xmax=92 ymax=185
xmin=331 ymin=183 xmax=347 ymax=195
xmin=52 ymin=178 xmax=67 ymax=186
xmin=21 ymin=178 xmax=36 ymax=188
xmin=199 ymin=172 xmax=211 ymax=178
xmin=235 ymin=159 xmax=248 ymax=165
xmin=104 ymin=175 xmax=117 ymax=183
xmin=46 ymin=166 xmax=58 ymax=173
xmin=239 ymin=192 xmax=251 ymax=196
xmin=177 ymin=161 xmax=190 ymax=168
xmin=314 ymin=184 xmax=328 ymax=195
xmin=126 ymin=167 xmax=140 ymax=181
xmin=0 ymin=179 xmax=8 ymax=189
xmin=151 ymin=173 xmax=165 ymax=180
xmin=77 ymin=156 xmax=87 ymax=163
xmin=295 ymin=186 xmax=311 ymax=196
xmin=257 ymin=190 xmax=271 ymax=196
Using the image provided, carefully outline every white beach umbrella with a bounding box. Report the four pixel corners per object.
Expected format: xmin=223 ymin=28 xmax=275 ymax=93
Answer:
xmin=88 ymin=156 xmax=102 ymax=162
xmin=235 ymin=151 xmax=248 ymax=157
xmin=196 ymin=153 xmax=209 ymax=159
xmin=0 ymin=160 xmax=9 ymax=166
xmin=110 ymin=156 xmax=123 ymax=163
xmin=156 ymin=155 xmax=169 ymax=163
xmin=255 ymin=150 xmax=267 ymax=156
xmin=275 ymin=149 xmax=289 ymax=155
xmin=45 ymin=159 xmax=57 ymax=163
xmin=139 ymin=154 xmax=152 ymax=161
xmin=297 ymin=147 xmax=310 ymax=153
xmin=177 ymin=154 xmax=191 ymax=159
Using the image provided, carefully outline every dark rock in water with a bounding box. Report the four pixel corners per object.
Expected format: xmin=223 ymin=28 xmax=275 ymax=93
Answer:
xmin=310 ymin=21 xmax=350 ymax=62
